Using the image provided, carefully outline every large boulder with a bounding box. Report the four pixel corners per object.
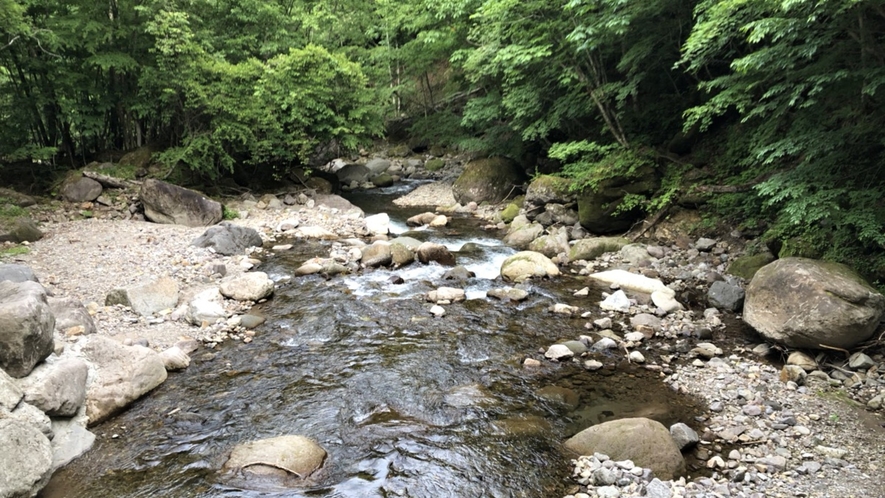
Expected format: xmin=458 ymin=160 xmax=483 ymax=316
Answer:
xmin=60 ymin=176 xmax=103 ymax=203
xmin=0 ymin=263 xmax=39 ymax=283
xmin=528 ymin=229 xmax=570 ymax=258
xmin=577 ymin=172 xmax=659 ymax=234
xmin=524 ymin=175 xmax=575 ymax=208
xmin=48 ymin=297 xmax=97 ymax=336
xmin=0 ymin=216 xmax=44 ymax=243
xmin=503 ymin=222 xmax=544 ymax=250
xmin=569 ymin=237 xmax=630 ymax=261
xmin=219 ymin=272 xmax=275 ymax=302
xmin=452 ymin=157 xmax=527 ymax=205
xmin=0 ymin=281 xmax=55 ymax=378
xmin=500 ymin=251 xmax=560 ymax=282
xmin=416 ymin=242 xmax=456 ymax=266
xmin=191 ymin=222 xmax=263 ymax=256
xmin=0 ymin=417 xmax=53 ymax=498
xmin=365 ymin=158 xmax=391 ymax=174
xmin=105 ymin=276 xmax=179 ymax=317
xmin=335 ymin=163 xmax=371 ymax=184
xmin=564 ymin=417 xmax=685 ymax=480
xmin=77 ymin=336 xmax=168 ymax=425
xmin=186 ymin=287 xmax=227 ymax=326
xmin=15 ymin=359 xmax=89 ymax=417
xmin=361 ymin=242 xmax=393 ymax=268
xmin=139 ymin=178 xmax=223 ymax=227
xmin=743 ymin=258 xmax=885 ymax=349
xmin=222 ymin=435 xmax=326 ymax=486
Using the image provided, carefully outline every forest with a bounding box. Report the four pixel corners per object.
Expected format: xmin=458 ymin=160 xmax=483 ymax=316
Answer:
xmin=2 ymin=0 xmax=885 ymax=283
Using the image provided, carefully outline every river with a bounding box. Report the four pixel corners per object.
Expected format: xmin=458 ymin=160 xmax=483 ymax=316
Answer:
xmin=42 ymin=182 xmax=707 ymax=498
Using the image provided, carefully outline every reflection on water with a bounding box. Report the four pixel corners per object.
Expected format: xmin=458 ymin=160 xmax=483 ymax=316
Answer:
xmin=42 ymin=184 xmax=707 ymax=498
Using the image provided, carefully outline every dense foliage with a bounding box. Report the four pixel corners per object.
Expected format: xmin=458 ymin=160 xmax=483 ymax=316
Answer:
xmin=3 ymin=0 xmax=885 ymax=280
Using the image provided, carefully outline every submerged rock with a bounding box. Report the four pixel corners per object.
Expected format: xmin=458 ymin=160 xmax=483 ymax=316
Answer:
xmin=222 ymin=435 xmax=326 ymax=487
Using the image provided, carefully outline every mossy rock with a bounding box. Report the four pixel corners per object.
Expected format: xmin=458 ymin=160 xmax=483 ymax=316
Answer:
xmin=371 ymin=173 xmax=395 ymax=188
xmin=429 ymin=145 xmax=446 ymax=157
xmin=569 ymin=237 xmax=630 ymax=261
xmin=577 ymin=170 xmax=659 ymax=234
xmin=119 ymin=146 xmax=154 ymax=170
xmin=778 ymin=237 xmax=822 ymax=259
xmin=728 ymin=252 xmax=776 ymax=280
xmin=424 ymin=158 xmax=446 ymax=172
xmin=452 ymin=157 xmax=527 ymax=205
xmin=500 ymin=203 xmax=520 ymax=223
xmin=525 ymin=175 xmax=574 ymax=206
xmin=388 ymin=144 xmax=411 ymax=157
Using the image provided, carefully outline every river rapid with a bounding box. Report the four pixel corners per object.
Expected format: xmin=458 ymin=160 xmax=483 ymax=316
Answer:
xmin=42 ymin=183 xmax=707 ymax=498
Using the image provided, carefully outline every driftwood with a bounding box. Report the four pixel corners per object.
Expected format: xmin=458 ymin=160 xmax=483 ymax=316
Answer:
xmin=83 ymin=170 xmax=140 ymax=189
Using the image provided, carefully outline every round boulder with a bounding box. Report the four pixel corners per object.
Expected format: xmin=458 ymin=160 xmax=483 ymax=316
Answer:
xmin=564 ymin=417 xmax=685 ymax=480
xmin=500 ymin=251 xmax=560 ymax=282
xmin=743 ymin=258 xmax=885 ymax=349
xmin=452 ymin=157 xmax=527 ymax=205
xmin=222 ymin=435 xmax=326 ymax=487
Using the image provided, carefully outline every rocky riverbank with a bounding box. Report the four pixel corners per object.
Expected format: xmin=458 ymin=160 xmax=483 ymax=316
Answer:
xmin=1 ymin=167 xmax=884 ymax=498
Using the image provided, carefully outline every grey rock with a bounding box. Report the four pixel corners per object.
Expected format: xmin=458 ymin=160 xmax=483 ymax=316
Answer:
xmin=0 ymin=417 xmax=53 ymax=498
xmin=222 ymin=435 xmax=326 ymax=482
xmin=191 ymin=221 xmax=263 ymax=256
xmin=48 ymin=297 xmax=97 ymax=336
xmin=503 ymin=222 xmax=544 ymax=250
xmin=0 ymin=281 xmax=55 ymax=378
xmin=50 ymin=415 xmax=96 ymax=471
xmin=563 ymin=340 xmax=588 ymax=354
xmin=335 ymin=163 xmax=371 ymax=184
xmin=669 ymin=422 xmax=699 ymax=450
xmin=696 ymin=237 xmax=717 ymax=251
xmin=744 ymin=258 xmax=885 ymax=349
xmin=416 ymin=242 xmax=456 ymax=266
xmin=158 ymin=346 xmax=190 ymax=371
xmin=707 ymin=280 xmax=745 ymax=311
xmin=0 ymin=368 xmax=24 ymax=411
xmin=15 ymin=358 xmax=88 ymax=417
xmin=500 ymin=251 xmax=560 ymax=282
xmin=848 ymin=352 xmax=875 ymax=370
xmin=486 ymin=288 xmax=529 ymax=302
xmin=10 ymin=401 xmax=52 ymax=440
xmin=645 ymin=478 xmax=672 ymax=498
xmin=186 ymin=288 xmax=227 ymax=325
xmin=0 ymin=216 xmax=44 ymax=243
xmin=139 ymin=179 xmax=222 ymax=227
xmin=569 ymin=237 xmax=630 ymax=261
xmin=105 ymin=276 xmax=179 ymax=317
xmin=442 ymin=265 xmax=475 ymax=282
xmin=0 ymin=263 xmax=39 ymax=283
xmin=78 ymin=336 xmax=168 ymax=425
xmin=565 ymin=417 xmax=685 ymax=480
xmin=365 ymin=158 xmax=391 ymax=174
xmin=361 ymin=242 xmax=393 ymax=268
xmin=620 ymin=243 xmax=656 ymax=266
xmin=61 ymin=177 xmax=103 ymax=202
xmin=219 ymin=272 xmax=274 ymax=302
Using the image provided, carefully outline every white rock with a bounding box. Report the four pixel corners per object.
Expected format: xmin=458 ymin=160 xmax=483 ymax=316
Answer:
xmin=600 ymin=290 xmax=631 ymax=312
xmin=589 ymin=270 xmax=675 ymax=297
xmin=544 ymin=344 xmax=574 ymax=361
xmin=364 ymin=213 xmax=390 ymax=236
xmin=430 ymin=305 xmax=446 ymax=317
xmin=628 ymin=351 xmax=645 ymax=363
xmin=652 ymin=290 xmax=683 ymax=313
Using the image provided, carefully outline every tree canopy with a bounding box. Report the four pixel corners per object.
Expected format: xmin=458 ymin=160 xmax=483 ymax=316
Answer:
xmin=2 ymin=0 xmax=885 ymax=280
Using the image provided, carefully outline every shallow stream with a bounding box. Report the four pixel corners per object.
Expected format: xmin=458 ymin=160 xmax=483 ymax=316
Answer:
xmin=42 ymin=183 xmax=708 ymax=498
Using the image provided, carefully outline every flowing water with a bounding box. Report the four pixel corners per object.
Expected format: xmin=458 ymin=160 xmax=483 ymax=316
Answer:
xmin=42 ymin=183 xmax=707 ymax=498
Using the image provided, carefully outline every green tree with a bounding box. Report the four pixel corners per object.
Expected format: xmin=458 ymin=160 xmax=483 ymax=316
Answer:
xmin=681 ymin=0 xmax=885 ymax=275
